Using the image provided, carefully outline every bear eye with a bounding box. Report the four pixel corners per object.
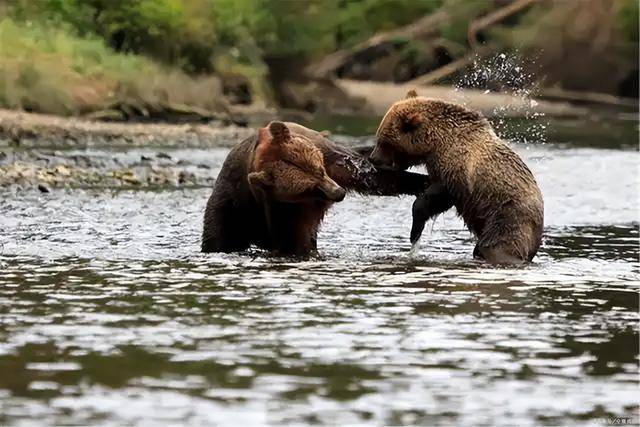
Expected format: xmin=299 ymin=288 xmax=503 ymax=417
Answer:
xmin=400 ymin=121 xmax=418 ymax=134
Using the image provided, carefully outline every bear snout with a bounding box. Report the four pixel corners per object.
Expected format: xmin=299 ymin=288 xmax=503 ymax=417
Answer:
xmin=369 ymin=146 xmax=391 ymax=169
xmin=370 ymin=145 xmax=407 ymax=171
xmin=318 ymin=178 xmax=346 ymax=202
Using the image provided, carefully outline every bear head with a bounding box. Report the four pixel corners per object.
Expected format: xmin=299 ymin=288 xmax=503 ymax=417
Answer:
xmin=370 ymin=90 xmax=489 ymax=170
xmin=248 ymin=121 xmax=346 ymax=203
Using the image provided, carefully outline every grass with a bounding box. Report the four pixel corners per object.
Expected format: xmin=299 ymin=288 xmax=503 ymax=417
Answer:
xmin=0 ymin=18 xmax=227 ymax=117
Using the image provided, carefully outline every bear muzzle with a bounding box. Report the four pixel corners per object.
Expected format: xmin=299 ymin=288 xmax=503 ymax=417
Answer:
xmin=318 ymin=178 xmax=346 ymax=202
xmin=370 ymin=145 xmax=408 ymax=171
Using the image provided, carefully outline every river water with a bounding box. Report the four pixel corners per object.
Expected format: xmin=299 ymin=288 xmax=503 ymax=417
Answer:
xmin=0 ymin=116 xmax=638 ymax=426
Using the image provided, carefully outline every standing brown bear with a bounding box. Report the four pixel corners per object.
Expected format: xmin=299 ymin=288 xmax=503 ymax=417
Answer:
xmin=202 ymin=121 xmax=428 ymax=256
xmin=370 ymin=91 xmax=543 ymax=265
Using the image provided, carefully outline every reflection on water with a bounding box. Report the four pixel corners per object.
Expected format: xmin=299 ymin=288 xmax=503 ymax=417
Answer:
xmin=305 ymin=114 xmax=640 ymax=150
xmin=0 ymin=119 xmax=638 ymax=426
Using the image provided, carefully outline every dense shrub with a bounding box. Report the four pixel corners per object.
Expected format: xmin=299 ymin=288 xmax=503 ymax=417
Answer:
xmin=0 ymin=18 xmax=226 ymax=115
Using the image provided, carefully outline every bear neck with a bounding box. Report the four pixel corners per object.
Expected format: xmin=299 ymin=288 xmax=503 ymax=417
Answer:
xmin=268 ymin=200 xmax=331 ymax=256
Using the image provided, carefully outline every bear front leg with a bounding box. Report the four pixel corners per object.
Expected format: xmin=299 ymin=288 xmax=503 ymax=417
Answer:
xmin=201 ymin=193 xmax=252 ymax=253
xmin=324 ymin=149 xmax=429 ymax=196
xmin=410 ymin=183 xmax=454 ymax=244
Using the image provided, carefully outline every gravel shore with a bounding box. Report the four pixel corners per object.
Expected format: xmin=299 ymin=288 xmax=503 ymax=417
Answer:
xmin=0 ymin=109 xmax=254 ymax=189
xmin=0 ymin=109 xmax=254 ymax=149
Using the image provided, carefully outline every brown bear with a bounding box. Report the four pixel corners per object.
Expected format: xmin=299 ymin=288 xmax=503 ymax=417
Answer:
xmin=370 ymin=90 xmax=544 ymax=265
xmin=202 ymin=121 xmax=429 ymax=256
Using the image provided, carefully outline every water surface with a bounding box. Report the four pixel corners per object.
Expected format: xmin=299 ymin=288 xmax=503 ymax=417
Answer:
xmin=0 ymin=117 xmax=638 ymax=426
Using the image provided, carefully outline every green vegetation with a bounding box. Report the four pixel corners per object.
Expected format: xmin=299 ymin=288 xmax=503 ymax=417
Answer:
xmin=1 ymin=0 xmax=445 ymax=116
xmin=6 ymin=0 xmax=443 ymax=72
xmin=0 ymin=17 xmax=226 ymax=116
xmin=9 ymin=0 xmax=219 ymax=73
xmin=0 ymin=0 xmax=637 ymax=117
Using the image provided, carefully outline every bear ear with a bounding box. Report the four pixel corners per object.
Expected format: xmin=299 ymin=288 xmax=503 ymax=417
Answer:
xmin=405 ymin=89 xmax=418 ymax=99
xmin=401 ymin=111 xmax=422 ymax=134
xmin=268 ymin=121 xmax=290 ymax=144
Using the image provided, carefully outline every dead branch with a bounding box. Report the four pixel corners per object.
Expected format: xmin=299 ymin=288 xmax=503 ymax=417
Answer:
xmin=407 ymin=45 xmax=495 ymax=86
xmin=467 ymin=0 xmax=541 ymax=50
xmin=410 ymin=0 xmax=540 ymax=86
xmin=306 ymin=10 xmax=451 ymax=79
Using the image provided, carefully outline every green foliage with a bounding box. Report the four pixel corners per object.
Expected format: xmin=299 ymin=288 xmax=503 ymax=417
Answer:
xmin=0 ymin=17 xmax=226 ymax=115
xmin=5 ymin=0 xmax=447 ymax=69
xmin=439 ymin=0 xmax=493 ymax=48
xmin=336 ymin=0 xmax=442 ymax=48
xmin=1 ymin=0 xmax=636 ymax=115
xmin=618 ymin=0 xmax=639 ymax=44
xmin=0 ymin=0 xmax=454 ymax=107
xmin=6 ymin=0 xmax=218 ymax=73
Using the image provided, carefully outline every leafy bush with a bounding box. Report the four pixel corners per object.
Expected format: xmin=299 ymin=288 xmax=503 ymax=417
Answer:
xmin=0 ymin=18 xmax=226 ymax=115
xmin=5 ymin=0 xmax=446 ymax=70
xmin=7 ymin=0 xmax=218 ymax=73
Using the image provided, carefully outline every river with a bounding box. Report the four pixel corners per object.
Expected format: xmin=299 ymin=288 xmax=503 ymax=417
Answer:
xmin=0 ymin=115 xmax=638 ymax=426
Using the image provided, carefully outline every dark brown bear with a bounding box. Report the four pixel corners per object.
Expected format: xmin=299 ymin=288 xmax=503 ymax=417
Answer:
xmin=202 ymin=121 xmax=428 ymax=256
xmin=370 ymin=91 xmax=544 ymax=265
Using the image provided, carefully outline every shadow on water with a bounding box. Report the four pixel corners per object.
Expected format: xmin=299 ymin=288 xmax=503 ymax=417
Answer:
xmin=0 ymin=115 xmax=638 ymax=425
xmin=303 ymin=113 xmax=640 ymax=150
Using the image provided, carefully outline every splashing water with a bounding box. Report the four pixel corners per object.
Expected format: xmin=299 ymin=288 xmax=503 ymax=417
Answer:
xmin=408 ymin=235 xmax=421 ymax=256
xmin=455 ymin=51 xmax=549 ymax=146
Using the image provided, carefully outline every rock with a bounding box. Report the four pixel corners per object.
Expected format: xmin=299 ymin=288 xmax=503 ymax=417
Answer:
xmin=37 ymin=184 xmax=50 ymax=193
xmin=55 ymin=165 xmax=72 ymax=177
xmin=112 ymin=169 xmax=140 ymax=185
xmin=156 ymin=152 xmax=172 ymax=160
xmin=71 ymin=155 xmax=92 ymax=168
xmin=0 ymin=109 xmax=254 ymax=150
xmin=178 ymin=171 xmax=195 ymax=185
xmin=164 ymin=103 xmax=217 ymax=120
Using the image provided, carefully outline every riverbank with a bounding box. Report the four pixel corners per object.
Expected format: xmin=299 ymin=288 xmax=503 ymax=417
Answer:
xmin=0 ymin=109 xmax=254 ymax=149
xmin=1 ymin=85 xmax=637 ymax=190
xmin=0 ymin=108 xmax=256 ymax=189
xmin=2 ymin=82 xmax=634 ymax=150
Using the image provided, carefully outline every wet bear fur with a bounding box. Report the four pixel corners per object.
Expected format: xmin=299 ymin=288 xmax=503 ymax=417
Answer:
xmin=202 ymin=121 xmax=429 ymax=256
xmin=370 ymin=91 xmax=544 ymax=265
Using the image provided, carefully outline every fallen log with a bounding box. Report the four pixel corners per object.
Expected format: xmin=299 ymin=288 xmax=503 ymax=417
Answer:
xmin=306 ymin=10 xmax=451 ymax=79
xmin=539 ymin=88 xmax=638 ymax=108
xmin=409 ymin=0 xmax=540 ymax=86
xmin=467 ymin=0 xmax=541 ymax=50
xmin=407 ymin=45 xmax=495 ymax=86
xmin=335 ymin=79 xmax=592 ymax=118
